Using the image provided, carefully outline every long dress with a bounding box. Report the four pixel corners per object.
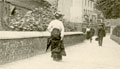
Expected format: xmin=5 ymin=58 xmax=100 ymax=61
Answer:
xmin=47 ymin=28 xmax=66 ymax=61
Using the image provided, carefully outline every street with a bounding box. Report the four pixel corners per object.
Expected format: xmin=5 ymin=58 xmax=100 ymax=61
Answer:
xmin=0 ymin=34 xmax=120 ymax=69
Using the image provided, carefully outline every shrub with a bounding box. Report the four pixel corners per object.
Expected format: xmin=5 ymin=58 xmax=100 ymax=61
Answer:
xmin=8 ymin=1 xmax=77 ymax=32
xmin=63 ymin=20 xmax=77 ymax=32
xmin=9 ymin=4 xmax=56 ymax=31
xmin=112 ymin=25 xmax=120 ymax=37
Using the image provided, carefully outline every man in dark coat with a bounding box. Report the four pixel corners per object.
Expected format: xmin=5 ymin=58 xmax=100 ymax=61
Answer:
xmin=97 ymin=24 xmax=106 ymax=46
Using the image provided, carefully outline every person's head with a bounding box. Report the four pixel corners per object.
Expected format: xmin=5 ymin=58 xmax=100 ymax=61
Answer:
xmin=54 ymin=12 xmax=64 ymax=21
xmin=99 ymin=24 xmax=104 ymax=28
xmin=86 ymin=25 xmax=90 ymax=28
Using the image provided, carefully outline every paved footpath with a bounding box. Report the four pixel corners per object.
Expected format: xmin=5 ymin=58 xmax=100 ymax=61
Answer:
xmin=0 ymin=35 xmax=120 ymax=69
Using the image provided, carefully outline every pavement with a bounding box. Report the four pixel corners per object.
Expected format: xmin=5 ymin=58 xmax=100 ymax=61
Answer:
xmin=0 ymin=34 xmax=120 ymax=69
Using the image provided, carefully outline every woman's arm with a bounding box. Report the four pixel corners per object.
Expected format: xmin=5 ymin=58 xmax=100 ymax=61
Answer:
xmin=61 ymin=24 xmax=64 ymax=40
xmin=47 ymin=22 xmax=52 ymax=33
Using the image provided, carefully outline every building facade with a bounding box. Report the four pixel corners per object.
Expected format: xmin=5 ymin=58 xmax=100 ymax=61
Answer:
xmin=57 ymin=0 xmax=97 ymax=24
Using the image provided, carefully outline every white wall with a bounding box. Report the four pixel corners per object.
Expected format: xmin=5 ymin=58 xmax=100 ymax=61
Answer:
xmin=70 ymin=0 xmax=83 ymax=23
xmin=58 ymin=0 xmax=95 ymax=23
xmin=58 ymin=0 xmax=83 ymax=23
xmin=58 ymin=0 xmax=72 ymax=22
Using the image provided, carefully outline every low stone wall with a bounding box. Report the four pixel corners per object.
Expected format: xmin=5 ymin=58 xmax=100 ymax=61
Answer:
xmin=0 ymin=31 xmax=85 ymax=65
xmin=111 ymin=35 xmax=120 ymax=44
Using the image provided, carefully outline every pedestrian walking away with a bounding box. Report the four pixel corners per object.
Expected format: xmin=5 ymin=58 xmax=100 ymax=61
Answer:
xmin=46 ymin=12 xmax=66 ymax=61
xmin=97 ymin=24 xmax=106 ymax=46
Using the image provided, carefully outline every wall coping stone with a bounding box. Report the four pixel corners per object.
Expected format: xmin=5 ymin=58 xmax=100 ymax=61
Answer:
xmin=0 ymin=31 xmax=84 ymax=39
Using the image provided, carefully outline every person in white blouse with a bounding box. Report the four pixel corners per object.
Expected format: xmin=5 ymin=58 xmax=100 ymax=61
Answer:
xmin=46 ymin=12 xmax=66 ymax=61
xmin=47 ymin=18 xmax=64 ymax=40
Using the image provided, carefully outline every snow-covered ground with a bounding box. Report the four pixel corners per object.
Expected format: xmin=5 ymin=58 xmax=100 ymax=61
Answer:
xmin=0 ymin=35 xmax=120 ymax=69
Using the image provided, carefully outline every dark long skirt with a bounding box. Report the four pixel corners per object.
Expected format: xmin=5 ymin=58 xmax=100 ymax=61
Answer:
xmin=47 ymin=28 xmax=66 ymax=61
xmin=51 ymin=51 xmax=62 ymax=61
xmin=98 ymin=36 xmax=103 ymax=46
xmin=50 ymin=39 xmax=63 ymax=61
xmin=47 ymin=37 xmax=66 ymax=61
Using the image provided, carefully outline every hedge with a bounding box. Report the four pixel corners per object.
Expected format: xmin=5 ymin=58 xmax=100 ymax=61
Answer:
xmin=112 ymin=25 xmax=120 ymax=37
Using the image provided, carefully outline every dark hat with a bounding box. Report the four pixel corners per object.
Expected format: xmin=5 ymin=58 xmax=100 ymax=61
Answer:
xmin=54 ymin=11 xmax=64 ymax=18
xmin=98 ymin=23 xmax=104 ymax=26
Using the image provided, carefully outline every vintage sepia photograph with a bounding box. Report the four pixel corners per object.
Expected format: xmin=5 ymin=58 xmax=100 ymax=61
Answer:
xmin=0 ymin=0 xmax=120 ymax=69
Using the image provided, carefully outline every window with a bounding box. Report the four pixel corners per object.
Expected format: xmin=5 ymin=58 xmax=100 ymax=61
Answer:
xmin=84 ymin=9 xmax=85 ymax=13
xmin=88 ymin=0 xmax=89 ymax=7
xmin=91 ymin=2 xmax=93 ymax=8
xmin=86 ymin=10 xmax=88 ymax=14
xmin=84 ymin=9 xmax=87 ymax=14
xmin=90 ymin=1 xmax=91 ymax=8
xmin=85 ymin=0 xmax=86 ymax=6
